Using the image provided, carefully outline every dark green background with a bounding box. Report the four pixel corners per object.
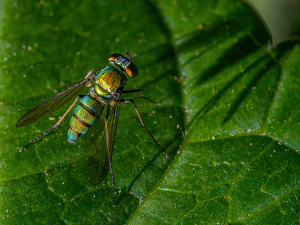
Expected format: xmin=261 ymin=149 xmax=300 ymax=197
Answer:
xmin=0 ymin=0 xmax=299 ymax=224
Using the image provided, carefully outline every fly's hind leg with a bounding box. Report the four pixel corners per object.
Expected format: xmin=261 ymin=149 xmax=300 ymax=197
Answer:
xmin=20 ymin=95 xmax=83 ymax=151
xmin=121 ymin=98 xmax=168 ymax=158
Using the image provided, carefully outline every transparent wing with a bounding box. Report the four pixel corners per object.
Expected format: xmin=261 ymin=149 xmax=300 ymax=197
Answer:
xmin=84 ymin=97 xmax=121 ymax=185
xmin=16 ymin=76 xmax=94 ymax=127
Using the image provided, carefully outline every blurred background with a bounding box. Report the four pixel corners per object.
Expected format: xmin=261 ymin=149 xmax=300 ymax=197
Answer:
xmin=1 ymin=0 xmax=299 ymax=45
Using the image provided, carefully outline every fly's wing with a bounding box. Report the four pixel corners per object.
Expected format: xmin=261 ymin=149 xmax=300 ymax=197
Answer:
xmin=16 ymin=77 xmax=93 ymax=127
xmin=84 ymin=98 xmax=121 ymax=185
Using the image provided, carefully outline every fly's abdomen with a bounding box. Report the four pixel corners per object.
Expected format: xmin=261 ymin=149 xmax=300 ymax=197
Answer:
xmin=68 ymin=95 xmax=104 ymax=143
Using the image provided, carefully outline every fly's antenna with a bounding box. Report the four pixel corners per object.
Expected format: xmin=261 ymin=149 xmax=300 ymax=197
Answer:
xmin=122 ymin=17 xmax=138 ymax=59
xmin=135 ymin=51 xmax=165 ymax=55
xmin=122 ymin=17 xmax=129 ymax=57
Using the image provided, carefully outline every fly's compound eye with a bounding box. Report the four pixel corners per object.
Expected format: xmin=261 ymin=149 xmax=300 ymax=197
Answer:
xmin=108 ymin=53 xmax=124 ymax=62
xmin=125 ymin=62 xmax=139 ymax=78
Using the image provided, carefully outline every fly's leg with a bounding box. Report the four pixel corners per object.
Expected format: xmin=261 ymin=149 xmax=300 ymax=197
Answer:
xmin=20 ymin=95 xmax=83 ymax=151
xmin=122 ymin=89 xmax=144 ymax=95
xmin=105 ymin=117 xmax=116 ymax=207
xmin=121 ymin=98 xmax=168 ymax=158
xmin=85 ymin=69 xmax=96 ymax=79
xmin=122 ymin=89 xmax=155 ymax=103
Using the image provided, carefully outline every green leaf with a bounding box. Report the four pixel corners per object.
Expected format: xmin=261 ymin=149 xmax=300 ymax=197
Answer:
xmin=0 ymin=0 xmax=299 ymax=224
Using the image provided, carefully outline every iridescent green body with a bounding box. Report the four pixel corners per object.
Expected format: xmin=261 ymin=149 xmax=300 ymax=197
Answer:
xmin=68 ymin=64 xmax=128 ymax=142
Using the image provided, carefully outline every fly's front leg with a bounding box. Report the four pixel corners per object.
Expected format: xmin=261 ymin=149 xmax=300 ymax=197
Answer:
xmin=20 ymin=95 xmax=83 ymax=151
xmin=121 ymin=98 xmax=168 ymax=158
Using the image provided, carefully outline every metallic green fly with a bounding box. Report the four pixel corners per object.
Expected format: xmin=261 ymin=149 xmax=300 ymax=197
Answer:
xmin=16 ymin=48 xmax=168 ymax=206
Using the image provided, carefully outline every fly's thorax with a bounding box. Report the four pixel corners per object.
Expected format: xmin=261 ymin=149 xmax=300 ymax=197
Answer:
xmin=95 ymin=66 xmax=127 ymax=97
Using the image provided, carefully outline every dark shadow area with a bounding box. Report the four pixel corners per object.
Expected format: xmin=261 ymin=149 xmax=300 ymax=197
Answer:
xmin=186 ymin=52 xmax=272 ymax=131
xmin=178 ymin=20 xmax=263 ymax=86
xmin=222 ymin=58 xmax=278 ymax=125
xmin=196 ymin=35 xmax=260 ymax=86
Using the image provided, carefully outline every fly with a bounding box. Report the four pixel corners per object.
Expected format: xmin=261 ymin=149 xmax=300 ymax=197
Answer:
xmin=16 ymin=45 xmax=168 ymax=206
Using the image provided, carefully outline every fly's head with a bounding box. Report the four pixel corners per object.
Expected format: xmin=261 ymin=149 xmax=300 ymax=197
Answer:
xmin=108 ymin=53 xmax=139 ymax=78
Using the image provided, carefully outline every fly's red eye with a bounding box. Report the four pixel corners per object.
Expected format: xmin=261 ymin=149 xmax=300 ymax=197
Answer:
xmin=125 ymin=62 xmax=139 ymax=78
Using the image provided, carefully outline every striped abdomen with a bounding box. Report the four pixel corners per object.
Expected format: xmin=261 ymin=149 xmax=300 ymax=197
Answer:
xmin=68 ymin=95 xmax=104 ymax=143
